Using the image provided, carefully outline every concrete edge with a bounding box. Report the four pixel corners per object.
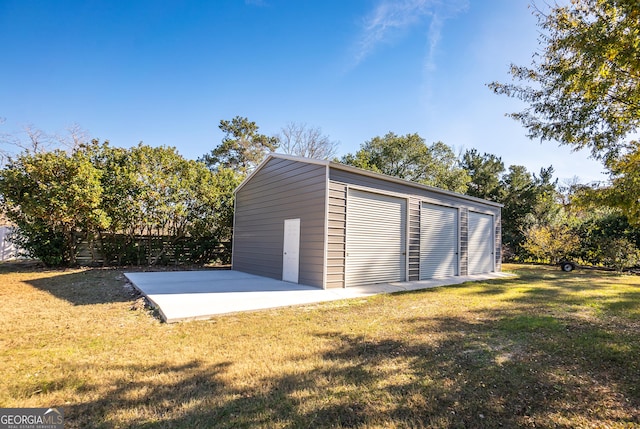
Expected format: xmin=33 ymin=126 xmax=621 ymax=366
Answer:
xmin=149 ymin=272 xmax=516 ymax=323
xmin=123 ymin=273 xmax=170 ymax=322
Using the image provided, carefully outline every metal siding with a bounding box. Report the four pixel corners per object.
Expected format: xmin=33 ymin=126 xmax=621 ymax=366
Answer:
xmin=330 ymin=168 xmax=499 ymax=214
xmin=330 ymin=168 xmax=501 ymax=275
xmin=468 ymin=212 xmax=494 ymax=274
xmin=420 ymin=203 xmax=458 ymax=279
xmin=345 ymin=189 xmax=406 ymax=287
xmin=495 ymin=212 xmax=502 ymax=271
xmin=232 ymin=158 xmax=326 ymax=287
xmin=326 ymin=181 xmax=347 ymax=288
xmin=460 ymin=209 xmax=469 ymax=276
xmin=408 ymin=198 xmax=421 ymax=281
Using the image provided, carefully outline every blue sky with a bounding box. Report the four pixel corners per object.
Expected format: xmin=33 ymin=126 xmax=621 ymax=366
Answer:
xmin=0 ymin=0 xmax=607 ymax=183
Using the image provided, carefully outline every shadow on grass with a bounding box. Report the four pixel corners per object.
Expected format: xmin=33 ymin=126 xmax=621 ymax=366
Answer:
xmin=420 ymin=266 xmax=640 ymax=318
xmin=25 ymin=269 xmax=134 ymax=306
xmin=506 ymin=269 xmax=640 ymax=317
xmin=37 ymin=312 xmax=640 ymax=428
xmin=603 ymin=290 xmax=640 ymax=317
xmin=9 ymin=264 xmax=640 ymax=428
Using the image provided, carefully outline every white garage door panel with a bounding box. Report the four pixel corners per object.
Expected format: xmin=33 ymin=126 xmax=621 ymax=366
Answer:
xmin=346 ymin=190 xmax=406 ymax=287
xmin=420 ymin=204 xmax=458 ymax=279
xmin=468 ymin=212 xmax=494 ymax=274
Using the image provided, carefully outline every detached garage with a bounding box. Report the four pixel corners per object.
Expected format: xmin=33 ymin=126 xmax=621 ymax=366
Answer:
xmin=232 ymin=154 xmax=502 ymax=289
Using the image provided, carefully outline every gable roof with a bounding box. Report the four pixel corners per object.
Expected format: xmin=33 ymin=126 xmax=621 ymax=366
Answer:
xmin=235 ymin=153 xmax=503 ymax=208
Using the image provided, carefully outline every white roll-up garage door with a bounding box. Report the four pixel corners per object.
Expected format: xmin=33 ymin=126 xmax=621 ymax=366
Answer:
xmin=346 ymin=189 xmax=406 ymax=287
xmin=420 ymin=203 xmax=458 ymax=279
xmin=468 ymin=212 xmax=494 ymax=274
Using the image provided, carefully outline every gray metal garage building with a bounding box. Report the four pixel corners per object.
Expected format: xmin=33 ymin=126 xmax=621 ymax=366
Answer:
xmin=232 ymin=154 xmax=502 ymax=289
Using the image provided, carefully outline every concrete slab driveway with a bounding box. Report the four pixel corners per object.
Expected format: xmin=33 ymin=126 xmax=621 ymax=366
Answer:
xmin=124 ymin=270 xmax=514 ymax=323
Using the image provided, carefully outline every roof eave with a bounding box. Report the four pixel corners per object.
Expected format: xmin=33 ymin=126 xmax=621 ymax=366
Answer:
xmin=233 ymin=153 xmax=330 ymax=195
xmin=233 ymin=154 xmax=503 ymax=208
xmin=328 ymin=161 xmax=504 ymax=208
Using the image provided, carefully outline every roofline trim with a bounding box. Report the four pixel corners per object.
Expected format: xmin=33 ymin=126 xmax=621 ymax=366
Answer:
xmin=327 ymin=161 xmax=504 ymax=208
xmin=233 ymin=153 xmax=329 ymax=195
xmin=234 ymin=153 xmax=503 ymax=208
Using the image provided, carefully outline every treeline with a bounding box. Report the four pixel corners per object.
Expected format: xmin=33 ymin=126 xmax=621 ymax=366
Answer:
xmin=486 ymin=0 xmax=640 ymax=270
xmin=0 ymin=141 xmax=241 ymax=266
xmin=1 ymin=117 xmax=639 ymax=269
xmin=461 ymin=150 xmax=640 ymax=270
xmin=340 ymin=133 xmax=640 ymax=270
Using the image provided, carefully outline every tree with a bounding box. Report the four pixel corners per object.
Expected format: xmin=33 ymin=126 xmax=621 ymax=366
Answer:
xmin=200 ymin=116 xmax=278 ymax=174
xmin=340 ymin=132 xmax=425 ymax=179
xmin=56 ymin=123 xmax=90 ymax=151
xmin=206 ymin=167 xmax=243 ymax=249
xmin=340 ymin=132 xmax=470 ymax=193
xmin=0 ymin=118 xmax=12 ymax=166
xmin=489 ymin=0 xmax=640 ymax=162
xmin=460 ymin=149 xmax=505 ymax=201
xmin=1 ymin=121 xmax=91 ymax=166
xmin=0 ymin=122 xmax=53 ymax=160
xmin=602 ymin=237 xmax=640 ymax=271
xmin=277 ymin=122 xmax=339 ymax=159
xmin=574 ymin=209 xmax=640 ymax=266
xmin=522 ymin=223 xmax=580 ymax=264
xmin=0 ymin=138 xmax=241 ymax=267
xmin=499 ymin=165 xmax=559 ymax=258
xmin=599 ymin=141 xmax=640 ymax=225
xmin=530 ymin=166 xmax=561 ymax=225
xmin=500 ymin=165 xmax=535 ymax=256
xmin=87 ymin=142 xmax=241 ymax=265
xmin=426 ymin=141 xmax=471 ymax=193
xmin=0 ymin=149 xmax=109 ymax=266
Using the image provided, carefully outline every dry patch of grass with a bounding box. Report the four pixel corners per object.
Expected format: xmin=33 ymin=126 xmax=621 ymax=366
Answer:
xmin=1 ymin=262 xmax=639 ymax=428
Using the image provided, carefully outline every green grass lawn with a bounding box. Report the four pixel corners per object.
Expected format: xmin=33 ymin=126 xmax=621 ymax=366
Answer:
xmin=1 ymin=263 xmax=639 ymax=428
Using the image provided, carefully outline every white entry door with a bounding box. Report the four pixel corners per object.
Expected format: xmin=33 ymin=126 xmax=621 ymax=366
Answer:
xmin=282 ymin=218 xmax=300 ymax=283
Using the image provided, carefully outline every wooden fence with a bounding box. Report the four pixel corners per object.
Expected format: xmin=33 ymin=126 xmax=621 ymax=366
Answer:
xmin=0 ymin=227 xmax=231 ymax=266
xmin=76 ymin=234 xmax=231 ymax=267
